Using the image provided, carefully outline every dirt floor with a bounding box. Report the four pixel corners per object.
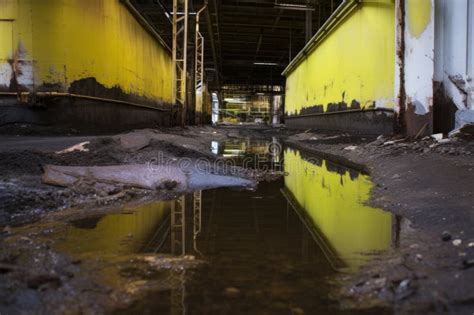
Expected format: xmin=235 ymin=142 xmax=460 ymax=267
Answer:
xmin=0 ymin=124 xmax=473 ymax=314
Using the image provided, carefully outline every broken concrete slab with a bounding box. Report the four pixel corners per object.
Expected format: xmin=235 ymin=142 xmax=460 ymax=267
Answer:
xmin=115 ymin=130 xmax=153 ymax=152
xmin=449 ymin=123 xmax=474 ymax=139
xmin=42 ymin=164 xmax=188 ymax=191
xmin=42 ymin=164 xmax=255 ymax=193
xmin=431 ymin=133 xmax=443 ymax=141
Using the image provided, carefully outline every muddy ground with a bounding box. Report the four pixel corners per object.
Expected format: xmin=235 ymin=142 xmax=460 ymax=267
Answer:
xmin=0 ymin=124 xmax=473 ymax=314
xmin=0 ymin=125 xmax=286 ymax=314
xmin=0 ymin=126 xmax=282 ymax=226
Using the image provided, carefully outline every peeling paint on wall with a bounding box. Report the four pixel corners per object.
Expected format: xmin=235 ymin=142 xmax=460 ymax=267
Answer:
xmin=0 ymin=20 xmax=13 ymax=89
xmin=400 ymin=0 xmax=435 ymax=136
xmin=284 ymin=1 xmax=396 ymax=117
xmin=0 ymin=0 xmax=173 ymax=108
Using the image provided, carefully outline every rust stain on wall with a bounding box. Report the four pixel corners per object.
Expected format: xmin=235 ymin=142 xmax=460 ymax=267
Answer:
xmin=404 ymin=102 xmax=433 ymax=137
xmin=395 ymin=0 xmax=407 ymax=134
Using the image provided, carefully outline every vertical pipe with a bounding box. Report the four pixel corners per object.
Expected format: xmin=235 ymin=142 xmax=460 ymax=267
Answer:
xmin=172 ymin=0 xmax=178 ymax=107
xmin=318 ymin=1 xmax=321 ymax=28
xmin=289 ymin=20 xmax=292 ymax=62
xmin=468 ymin=0 xmax=473 ymax=78
xmin=195 ymin=1 xmax=207 ymax=124
xmin=305 ymin=10 xmax=312 ymax=43
xmin=182 ymin=0 xmax=188 ymax=126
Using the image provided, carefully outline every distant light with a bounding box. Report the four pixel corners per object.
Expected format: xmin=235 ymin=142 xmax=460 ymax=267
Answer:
xmin=224 ymin=98 xmax=247 ymax=103
xmin=253 ymin=62 xmax=278 ymax=66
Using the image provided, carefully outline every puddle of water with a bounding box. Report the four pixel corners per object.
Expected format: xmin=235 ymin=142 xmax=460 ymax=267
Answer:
xmin=212 ymin=138 xmax=281 ymax=165
xmin=51 ymin=139 xmax=396 ymax=314
xmin=56 ymin=202 xmax=173 ymax=255
xmin=283 ymin=148 xmax=393 ymax=272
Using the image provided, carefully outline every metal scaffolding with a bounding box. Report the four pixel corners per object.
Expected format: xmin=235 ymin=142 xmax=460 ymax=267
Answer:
xmin=171 ymin=195 xmax=186 ymax=255
xmin=193 ymin=190 xmax=202 ymax=253
xmin=172 ymin=0 xmax=189 ymax=126
xmin=195 ymin=2 xmax=207 ymax=124
xmin=170 ymin=269 xmax=186 ymax=315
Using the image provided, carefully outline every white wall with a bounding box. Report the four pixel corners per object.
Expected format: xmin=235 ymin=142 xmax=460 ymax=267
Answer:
xmin=405 ymin=0 xmax=435 ymax=117
xmin=434 ymin=0 xmax=474 ymax=113
xmin=395 ymin=0 xmax=436 ymax=136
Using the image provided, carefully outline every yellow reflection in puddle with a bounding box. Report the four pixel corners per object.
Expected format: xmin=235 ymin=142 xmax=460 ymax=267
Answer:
xmin=56 ymin=201 xmax=172 ymax=255
xmin=283 ymin=148 xmax=392 ymax=271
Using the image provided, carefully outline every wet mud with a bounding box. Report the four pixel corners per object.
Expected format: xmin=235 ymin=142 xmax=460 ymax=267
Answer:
xmin=0 ymin=125 xmax=473 ymax=314
xmin=0 ymin=132 xmax=396 ymax=314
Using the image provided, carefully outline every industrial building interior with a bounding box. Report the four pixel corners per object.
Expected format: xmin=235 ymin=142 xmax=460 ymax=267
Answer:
xmin=131 ymin=0 xmax=341 ymax=124
xmin=0 ymin=0 xmax=473 ymax=314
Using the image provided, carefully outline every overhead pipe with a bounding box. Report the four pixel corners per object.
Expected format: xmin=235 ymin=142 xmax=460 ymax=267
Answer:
xmin=196 ymin=0 xmax=208 ymax=26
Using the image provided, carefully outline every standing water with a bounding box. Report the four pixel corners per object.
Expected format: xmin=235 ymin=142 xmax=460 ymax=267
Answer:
xmin=53 ymin=139 xmax=397 ymax=314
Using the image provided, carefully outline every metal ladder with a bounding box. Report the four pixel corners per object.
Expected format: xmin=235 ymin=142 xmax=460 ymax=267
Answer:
xmin=171 ymin=195 xmax=186 ymax=256
xmin=193 ymin=190 xmax=202 ymax=253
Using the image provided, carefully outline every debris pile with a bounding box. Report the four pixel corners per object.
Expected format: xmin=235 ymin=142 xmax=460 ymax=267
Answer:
xmin=366 ymin=134 xmax=473 ymax=156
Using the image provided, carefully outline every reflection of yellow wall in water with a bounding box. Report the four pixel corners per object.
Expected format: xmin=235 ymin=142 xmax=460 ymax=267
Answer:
xmin=284 ymin=149 xmax=391 ymax=270
xmin=56 ymin=202 xmax=171 ymax=255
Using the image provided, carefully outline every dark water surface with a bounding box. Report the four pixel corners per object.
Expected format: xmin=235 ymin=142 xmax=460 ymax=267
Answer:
xmin=56 ymin=139 xmax=397 ymax=314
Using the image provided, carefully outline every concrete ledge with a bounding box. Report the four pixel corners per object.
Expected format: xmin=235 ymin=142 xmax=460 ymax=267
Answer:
xmin=285 ymin=109 xmax=394 ymax=135
xmin=0 ymin=98 xmax=173 ymax=133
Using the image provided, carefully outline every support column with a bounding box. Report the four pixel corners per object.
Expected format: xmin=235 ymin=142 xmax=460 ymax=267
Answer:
xmin=395 ymin=0 xmax=435 ymax=137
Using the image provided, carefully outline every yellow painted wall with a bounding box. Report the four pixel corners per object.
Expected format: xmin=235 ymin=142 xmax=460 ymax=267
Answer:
xmin=284 ymin=148 xmax=392 ymax=271
xmin=407 ymin=0 xmax=432 ymax=38
xmin=284 ymin=1 xmax=395 ymax=115
xmin=0 ymin=0 xmax=173 ymax=106
xmin=196 ymin=82 xmax=212 ymax=122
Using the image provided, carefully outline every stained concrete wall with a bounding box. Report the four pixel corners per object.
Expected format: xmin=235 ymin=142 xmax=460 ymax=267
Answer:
xmin=195 ymin=82 xmax=212 ymax=124
xmin=283 ymin=0 xmax=396 ymax=134
xmin=394 ymin=0 xmax=435 ymax=136
xmin=433 ymin=0 xmax=474 ymax=131
xmin=0 ymin=0 xmax=174 ymax=130
xmin=284 ymin=0 xmax=473 ymax=135
xmin=284 ymin=0 xmax=396 ymax=116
